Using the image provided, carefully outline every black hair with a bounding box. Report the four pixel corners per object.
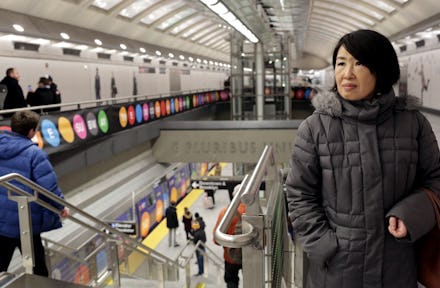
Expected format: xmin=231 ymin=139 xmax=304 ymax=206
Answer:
xmin=6 ymin=67 xmax=14 ymax=77
xmin=332 ymin=29 xmax=400 ymax=94
xmin=11 ymin=111 xmax=40 ymax=136
xmin=39 ymin=77 xmax=50 ymax=86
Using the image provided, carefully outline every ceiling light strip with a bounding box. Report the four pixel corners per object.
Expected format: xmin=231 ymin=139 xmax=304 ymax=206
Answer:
xmin=199 ymin=0 xmax=259 ymax=43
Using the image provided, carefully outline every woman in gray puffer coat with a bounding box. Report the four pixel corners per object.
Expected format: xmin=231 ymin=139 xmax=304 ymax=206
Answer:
xmin=285 ymin=29 xmax=440 ymax=288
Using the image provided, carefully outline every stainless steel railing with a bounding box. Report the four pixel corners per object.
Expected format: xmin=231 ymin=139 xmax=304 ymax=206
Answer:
xmin=0 ymin=88 xmax=221 ymax=115
xmin=0 ymin=172 xmax=231 ymax=287
xmin=213 ymin=145 xmax=294 ymax=288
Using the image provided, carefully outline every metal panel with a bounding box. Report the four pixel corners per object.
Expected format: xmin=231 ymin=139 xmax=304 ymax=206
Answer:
xmin=152 ymin=129 xmax=297 ymax=163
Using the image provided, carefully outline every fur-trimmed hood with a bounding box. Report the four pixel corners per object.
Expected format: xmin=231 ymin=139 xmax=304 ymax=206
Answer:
xmin=311 ymin=90 xmax=342 ymax=117
xmin=311 ymin=89 xmax=417 ymax=123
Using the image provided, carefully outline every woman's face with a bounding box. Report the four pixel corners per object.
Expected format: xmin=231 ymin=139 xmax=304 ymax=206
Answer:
xmin=335 ymin=46 xmax=376 ymax=101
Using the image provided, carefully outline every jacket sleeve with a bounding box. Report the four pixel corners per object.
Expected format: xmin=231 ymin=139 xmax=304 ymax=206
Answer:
xmin=285 ymin=118 xmax=338 ymax=267
xmin=30 ymin=147 xmax=64 ymax=210
xmin=387 ymin=112 xmax=440 ymax=241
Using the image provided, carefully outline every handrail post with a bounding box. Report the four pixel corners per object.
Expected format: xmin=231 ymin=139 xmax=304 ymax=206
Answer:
xmin=157 ymin=262 xmax=165 ymax=288
xmin=185 ymin=258 xmax=191 ymax=288
xmin=108 ymin=240 xmax=120 ymax=288
xmin=242 ymin=214 xmax=265 ymax=288
xmin=9 ymin=195 xmax=34 ymax=274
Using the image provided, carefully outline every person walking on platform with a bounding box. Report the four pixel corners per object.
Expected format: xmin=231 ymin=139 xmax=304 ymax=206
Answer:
xmin=285 ymin=29 xmax=440 ymax=288
xmin=213 ymin=185 xmax=246 ymax=288
xmin=1 ymin=68 xmax=27 ymax=118
xmin=165 ymin=201 xmax=179 ymax=247
xmin=0 ymin=111 xmax=69 ymax=276
xmin=182 ymin=207 xmax=193 ymax=240
xmin=190 ymin=220 xmax=206 ymax=276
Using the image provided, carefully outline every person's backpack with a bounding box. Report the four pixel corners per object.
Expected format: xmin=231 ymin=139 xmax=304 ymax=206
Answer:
xmin=226 ymin=212 xmax=242 ymax=264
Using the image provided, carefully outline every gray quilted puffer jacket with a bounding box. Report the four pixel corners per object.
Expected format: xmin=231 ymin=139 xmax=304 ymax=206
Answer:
xmin=285 ymin=90 xmax=440 ymax=288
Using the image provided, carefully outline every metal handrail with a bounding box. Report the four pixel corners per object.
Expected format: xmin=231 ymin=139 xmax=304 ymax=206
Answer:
xmin=214 ymin=174 xmax=258 ymax=248
xmin=0 ymin=88 xmax=222 ymax=115
xmin=214 ymin=145 xmax=274 ymax=249
xmin=241 ymin=145 xmax=274 ymax=206
xmin=0 ymin=172 xmax=231 ymax=288
xmin=0 ymin=173 xmax=176 ymax=266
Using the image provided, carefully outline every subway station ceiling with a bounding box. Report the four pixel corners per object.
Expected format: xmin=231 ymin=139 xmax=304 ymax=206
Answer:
xmin=0 ymin=0 xmax=439 ymax=69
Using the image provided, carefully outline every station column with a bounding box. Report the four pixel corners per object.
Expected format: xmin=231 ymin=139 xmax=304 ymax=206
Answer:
xmin=230 ymin=33 xmax=244 ymax=120
xmin=283 ymin=33 xmax=292 ymax=118
xmin=255 ymin=42 xmax=264 ymax=120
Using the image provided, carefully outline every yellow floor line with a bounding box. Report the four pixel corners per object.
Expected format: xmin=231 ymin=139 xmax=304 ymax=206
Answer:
xmin=111 ymin=163 xmax=230 ymax=284
xmin=124 ymin=188 xmax=205 ymax=275
xmin=122 ymin=163 xmax=227 ymax=276
xmin=142 ymin=188 xmax=204 ymax=249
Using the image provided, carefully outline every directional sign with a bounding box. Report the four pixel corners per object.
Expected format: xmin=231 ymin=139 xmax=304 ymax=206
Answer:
xmin=107 ymin=221 xmax=137 ymax=236
xmin=191 ymin=180 xmax=226 ymax=190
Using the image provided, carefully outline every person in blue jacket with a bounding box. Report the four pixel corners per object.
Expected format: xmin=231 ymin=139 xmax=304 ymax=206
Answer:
xmin=0 ymin=110 xmax=69 ymax=276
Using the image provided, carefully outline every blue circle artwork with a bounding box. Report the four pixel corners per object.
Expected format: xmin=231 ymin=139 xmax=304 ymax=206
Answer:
xmin=41 ymin=119 xmax=61 ymax=147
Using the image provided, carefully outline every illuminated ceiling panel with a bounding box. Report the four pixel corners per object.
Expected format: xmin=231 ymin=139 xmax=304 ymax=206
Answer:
xmin=308 ymin=29 xmax=340 ymax=41
xmin=92 ymin=0 xmax=123 ymax=10
xmin=204 ymin=33 xmax=229 ymax=46
xmin=119 ymin=0 xmax=161 ymax=18
xmin=191 ymin=25 xmax=218 ymax=41
xmin=170 ymin=15 xmax=205 ymax=35
xmin=198 ymin=29 xmax=227 ymax=45
xmin=313 ymin=8 xmax=374 ymax=27
xmin=321 ymin=0 xmax=384 ymax=20
xmin=311 ymin=14 xmax=362 ymax=31
xmin=210 ymin=39 xmax=227 ymax=50
xmin=360 ymin=0 xmax=396 ymax=13
xmin=182 ymin=21 xmax=214 ymax=38
xmin=140 ymin=1 xmax=185 ymax=25
xmin=309 ymin=21 xmax=350 ymax=36
xmin=156 ymin=8 xmax=197 ymax=30
xmin=314 ymin=3 xmax=378 ymax=24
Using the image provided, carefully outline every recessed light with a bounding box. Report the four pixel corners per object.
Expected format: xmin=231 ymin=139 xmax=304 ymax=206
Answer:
xmin=60 ymin=32 xmax=70 ymax=40
xmin=94 ymin=39 xmax=102 ymax=46
xmin=120 ymin=43 xmax=127 ymax=50
xmin=13 ymin=24 xmax=24 ymax=32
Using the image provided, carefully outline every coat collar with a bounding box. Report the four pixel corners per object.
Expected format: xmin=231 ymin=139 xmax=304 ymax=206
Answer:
xmin=311 ymin=89 xmax=411 ymax=124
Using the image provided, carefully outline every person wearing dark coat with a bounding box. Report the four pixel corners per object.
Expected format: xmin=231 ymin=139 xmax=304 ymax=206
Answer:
xmin=194 ymin=212 xmax=205 ymax=231
xmin=47 ymin=76 xmax=61 ymax=111
xmin=165 ymin=201 xmax=179 ymax=247
xmin=285 ymin=29 xmax=440 ymax=288
xmin=0 ymin=111 xmax=69 ymax=276
xmin=26 ymin=77 xmax=55 ymax=113
xmin=0 ymin=68 xmax=26 ymax=117
xmin=190 ymin=220 xmax=206 ymax=276
xmin=182 ymin=207 xmax=193 ymax=240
